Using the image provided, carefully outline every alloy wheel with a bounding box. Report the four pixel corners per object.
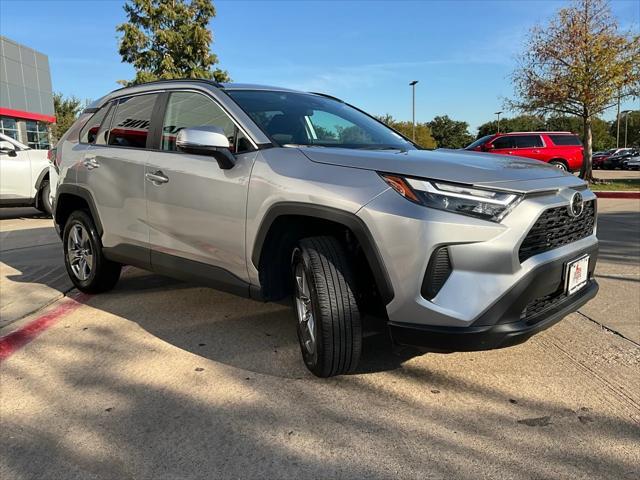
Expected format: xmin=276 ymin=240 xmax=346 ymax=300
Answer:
xmin=294 ymin=262 xmax=316 ymax=355
xmin=67 ymin=223 xmax=93 ymax=281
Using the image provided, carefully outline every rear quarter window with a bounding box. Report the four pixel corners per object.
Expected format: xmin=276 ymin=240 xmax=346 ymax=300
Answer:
xmin=548 ymin=134 xmax=582 ymax=146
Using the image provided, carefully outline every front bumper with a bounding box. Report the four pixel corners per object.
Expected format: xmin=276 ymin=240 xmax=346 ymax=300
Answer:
xmin=357 ymin=184 xmax=599 ymax=350
xmin=389 ymin=246 xmax=599 ymax=351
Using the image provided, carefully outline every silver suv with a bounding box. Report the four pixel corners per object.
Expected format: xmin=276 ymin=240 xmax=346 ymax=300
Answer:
xmin=52 ymin=80 xmax=599 ymax=377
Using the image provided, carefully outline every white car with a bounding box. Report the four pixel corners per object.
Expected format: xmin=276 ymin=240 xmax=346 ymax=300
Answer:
xmin=0 ymin=132 xmax=53 ymax=215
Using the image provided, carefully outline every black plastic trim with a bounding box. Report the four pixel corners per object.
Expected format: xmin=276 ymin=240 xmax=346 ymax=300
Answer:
xmin=150 ymin=251 xmax=252 ymax=298
xmin=389 ymin=280 xmax=598 ymax=352
xmin=54 ymin=184 xmax=104 ymax=236
xmin=252 ymin=202 xmax=394 ymax=304
xmin=33 ymin=168 xmax=49 ymax=190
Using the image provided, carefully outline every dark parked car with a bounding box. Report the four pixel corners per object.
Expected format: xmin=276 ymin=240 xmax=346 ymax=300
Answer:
xmin=603 ymin=149 xmax=638 ymax=170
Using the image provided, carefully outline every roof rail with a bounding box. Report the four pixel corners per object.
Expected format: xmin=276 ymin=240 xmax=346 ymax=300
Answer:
xmin=502 ymin=131 xmax=573 ymax=135
xmin=109 ymin=78 xmax=223 ymax=94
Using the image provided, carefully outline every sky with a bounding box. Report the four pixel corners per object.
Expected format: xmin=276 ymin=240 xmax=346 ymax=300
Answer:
xmin=0 ymin=0 xmax=638 ymax=132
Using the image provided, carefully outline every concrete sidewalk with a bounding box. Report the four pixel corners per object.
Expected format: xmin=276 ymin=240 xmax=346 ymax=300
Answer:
xmin=580 ymin=198 xmax=640 ymax=344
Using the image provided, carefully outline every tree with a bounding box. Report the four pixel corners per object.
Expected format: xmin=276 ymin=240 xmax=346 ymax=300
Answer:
xmin=609 ymin=110 xmax=640 ymax=148
xmin=476 ymin=115 xmax=546 ymax=138
xmin=546 ymin=116 xmax=615 ymax=151
xmin=52 ymin=93 xmax=83 ymax=142
xmin=427 ymin=115 xmax=474 ymax=149
xmin=510 ymin=0 xmax=639 ymax=181
xmin=376 ymin=114 xmax=437 ymax=149
xmin=117 ymin=0 xmax=230 ymax=86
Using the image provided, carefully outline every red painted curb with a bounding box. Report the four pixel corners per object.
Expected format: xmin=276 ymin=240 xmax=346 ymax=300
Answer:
xmin=0 ymin=293 xmax=90 ymax=362
xmin=594 ymin=191 xmax=640 ymax=199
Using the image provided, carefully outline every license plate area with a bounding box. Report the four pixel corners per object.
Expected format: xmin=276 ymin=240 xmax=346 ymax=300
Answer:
xmin=565 ymin=255 xmax=590 ymax=295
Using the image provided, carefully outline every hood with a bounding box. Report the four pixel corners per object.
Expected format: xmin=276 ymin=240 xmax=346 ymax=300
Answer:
xmin=298 ymin=147 xmax=585 ymax=193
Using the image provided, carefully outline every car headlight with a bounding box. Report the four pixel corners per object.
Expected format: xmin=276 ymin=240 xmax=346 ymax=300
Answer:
xmin=379 ymin=173 xmax=522 ymax=222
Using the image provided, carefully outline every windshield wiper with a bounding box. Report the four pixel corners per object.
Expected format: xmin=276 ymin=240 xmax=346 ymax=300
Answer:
xmin=358 ymin=145 xmax=408 ymax=152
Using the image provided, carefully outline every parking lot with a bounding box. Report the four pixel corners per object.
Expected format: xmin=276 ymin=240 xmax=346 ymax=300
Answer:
xmin=1 ymin=197 xmax=639 ymax=479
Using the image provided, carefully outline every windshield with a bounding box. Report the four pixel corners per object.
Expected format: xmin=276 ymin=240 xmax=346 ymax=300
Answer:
xmin=226 ymin=90 xmax=413 ymax=150
xmin=465 ymin=135 xmax=494 ymax=150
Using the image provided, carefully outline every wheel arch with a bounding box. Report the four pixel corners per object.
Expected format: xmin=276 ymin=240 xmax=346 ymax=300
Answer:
xmin=34 ymin=167 xmax=49 ymax=190
xmin=549 ymin=158 xmax=569 ymax=169
xmin=252 ymin=202 xmax=394 ymax=306
xmin=54 ymin=184 xmax=103 ymax=237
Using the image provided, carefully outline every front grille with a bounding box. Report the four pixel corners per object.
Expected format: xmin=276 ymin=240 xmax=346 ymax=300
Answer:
xmin=519 ymin=200 xmax=595 ymax=262
xmin=421 ymin=247 xmax=452 ymax=300
xmin=520 ymin=290 xmax=567 ymax=324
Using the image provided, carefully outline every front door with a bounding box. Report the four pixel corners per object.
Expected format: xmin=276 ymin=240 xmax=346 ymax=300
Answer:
xmin=145 ymin=90 xmax=257 ymax=282
xmin=0 ymin=140 xmax=32 ymax=201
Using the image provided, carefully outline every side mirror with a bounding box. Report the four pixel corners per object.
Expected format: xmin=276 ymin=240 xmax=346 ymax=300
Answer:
xmin=176 ymin=126 xmax=235 ymax=170
xmin=482 ymin=144 xmax=493 ymax=152
xmin=0 ymin=141 xmax=17 ymax=157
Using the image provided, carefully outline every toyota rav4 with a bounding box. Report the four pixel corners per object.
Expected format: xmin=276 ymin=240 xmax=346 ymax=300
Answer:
xmin=52 ymin=80 xmax=599 ymax=377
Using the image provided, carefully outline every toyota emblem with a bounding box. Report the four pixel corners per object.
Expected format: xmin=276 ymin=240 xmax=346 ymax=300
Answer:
xmin=568 ymin=192 xmax=584 ymax=218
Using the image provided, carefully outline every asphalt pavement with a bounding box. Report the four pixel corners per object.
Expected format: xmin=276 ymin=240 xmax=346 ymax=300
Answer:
xmin=0 ymin=201 xmax=638 ymax=479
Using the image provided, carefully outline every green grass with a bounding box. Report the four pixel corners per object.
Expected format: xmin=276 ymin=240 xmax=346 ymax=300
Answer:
xmin=589 ymin=178 xmax=640 ymax=191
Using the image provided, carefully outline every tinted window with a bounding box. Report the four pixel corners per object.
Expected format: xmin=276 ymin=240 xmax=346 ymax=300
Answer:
xmin=94 ymin=104 xmax=116 ymax=146
xmin=548 ymin=134 xmax=581 ymax=146
xmin=465 ymin=135 xmax=494 ymax=150
xmin=227 ymin=90 xmax=411 ymax=150
xmin=161 ymin=91 xmax=251 ymax=153
xmin=79 ymin=106 xmax=109 ymax=144
xmin=108 ymin=94 xmax=158 ymax=149
xmin=491 ymin=136 xmax=515 ymax=149
xmin=513 ymin=135 xmax=544 ymax=148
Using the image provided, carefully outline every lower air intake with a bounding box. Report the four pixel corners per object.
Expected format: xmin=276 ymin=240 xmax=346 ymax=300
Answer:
xmin=421 ymin=247 xmax=452 ymax=300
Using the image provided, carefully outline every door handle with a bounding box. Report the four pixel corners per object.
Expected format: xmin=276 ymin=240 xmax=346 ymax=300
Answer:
xmin=83 ymin=157 xmax=99 ymax=169
xmin=145 ymin=170 xmax=169 ymax=184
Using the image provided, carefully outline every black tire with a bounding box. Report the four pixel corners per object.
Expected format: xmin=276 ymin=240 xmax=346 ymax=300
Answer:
xmin=63 ymin=210 xmax=121 ymax=293
xmin=37 ymin=180 xmax=52 ymax=216
xmin=292 ymin=236 xmax=362 ymax=377
xmin=549 ymin=160 xmax=568 ymax=172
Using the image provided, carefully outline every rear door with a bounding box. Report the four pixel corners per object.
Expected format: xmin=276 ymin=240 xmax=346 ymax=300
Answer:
xmin=78 ymin=94 xmax=159 ymax=262
xmin=145 ymin=90 xmax=257 ymax=281
xmin=512 ymin=134 xmax=545 ymax=160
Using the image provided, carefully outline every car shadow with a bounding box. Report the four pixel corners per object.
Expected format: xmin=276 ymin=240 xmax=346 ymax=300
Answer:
xmin=0 ymin=207 xmax=50 ymax=220
xmin=73 ymin=268 xmax=422 ymax=379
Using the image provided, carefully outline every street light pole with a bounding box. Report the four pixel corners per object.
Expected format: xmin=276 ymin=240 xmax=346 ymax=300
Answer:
xmin=409 ymin=80 xmax=418 ymax=142
xmin=622 ymin=110 xmax=631 ymax=148
xmin=494 ymin=111 xmax=502 ymax=133
xmin=615 ymin=90 xmax=621 ymax=148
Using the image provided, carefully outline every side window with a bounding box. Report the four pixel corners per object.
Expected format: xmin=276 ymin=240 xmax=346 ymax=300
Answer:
xmin=79 ymin=106 xmax=109 ymax=144
xmin=514 ymin=135 xmax=543 ymax=148
xmin=94 ymin=104 xmax=116 ymax=146
xmin=107 ymin=94 xmax=158 ymax=149
xmin=161 ymin=91 xmax=251 ymax=153
xmin=492 ymin=136 xmax=515 ymax=149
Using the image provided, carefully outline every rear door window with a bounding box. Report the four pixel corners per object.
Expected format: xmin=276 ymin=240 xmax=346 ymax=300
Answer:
xmin=79 ymin=106 xmax=110 ymax=144
xmin=107 ymin=94 xmax=159 ymax=149
xmin=548 ymin=135 xmax=582 ymax=146
xmin=513 ymin=135 xmax=544 ymax=148
xmin=491 ymin=136 xmax=516 ymax=149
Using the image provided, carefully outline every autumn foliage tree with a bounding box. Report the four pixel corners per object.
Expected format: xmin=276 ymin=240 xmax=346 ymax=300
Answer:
xmin=117 ymin=0 xmax=230 ymax=86
xmin=376 ymin=114 xmax=437 ymax=149
xmin=52 ymin=93 xmax=84 ymax=142
xmin=510 ymin=0 xmax=639 ymax=181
